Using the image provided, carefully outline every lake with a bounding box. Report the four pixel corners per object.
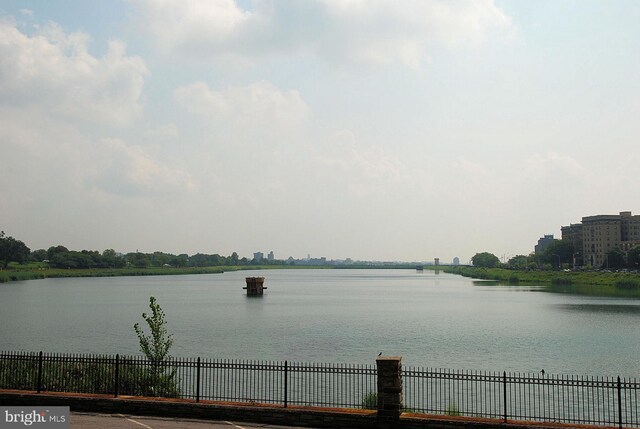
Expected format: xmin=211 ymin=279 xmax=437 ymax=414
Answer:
xmin=1 ymin=269 xmax=639 ymax=376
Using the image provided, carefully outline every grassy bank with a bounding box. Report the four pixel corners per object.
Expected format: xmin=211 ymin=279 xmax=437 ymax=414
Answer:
xmin=0 ymin=265 xmax=291 ymax=283
xmin=0 ymin=263 xmax=423 ymax=283
xmin=437 ymin=266 xmax=640 ymax=290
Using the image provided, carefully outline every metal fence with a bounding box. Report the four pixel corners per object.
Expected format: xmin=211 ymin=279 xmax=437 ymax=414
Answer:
xmin=404 ymin=367 xmax=640 ymax=428
xmin=0 ymin=351 xmax=376 ymax=410
xmin=1 ymin=351 xmax=639 ymax=427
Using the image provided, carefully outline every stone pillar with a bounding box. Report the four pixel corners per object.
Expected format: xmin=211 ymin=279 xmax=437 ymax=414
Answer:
xmin=243 ymin=277 xmax=266 ymax=296
xmin=376 ymin=356 xmax=402 ymax=424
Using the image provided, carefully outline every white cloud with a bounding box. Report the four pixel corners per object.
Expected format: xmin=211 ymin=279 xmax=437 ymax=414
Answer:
xmin=174 ymin=80 xmax=310 ymax=130
xmin=523 ymin=152 xmax=587 ymax=184
xmin=88 ymin=139 xmax=196 ymax=197
xmin=0 ymin=19 xmax=147 ymax=126
xmin=134 ymin=0 xmax=250 ymax=49
xmin=132 ymin=0 xmax=511 ymax=67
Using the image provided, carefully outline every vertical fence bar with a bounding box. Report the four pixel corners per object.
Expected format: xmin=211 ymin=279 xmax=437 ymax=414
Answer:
xmin=114 ymin=354 xmax=119 ymax=398
xmin=617 ymin=376 xmax=622 ymax=429
xmin=36 ymin=351 xmax=43 ymax=393
xmin=503 ymin=371 xmax=507 ymax=423
xmin=196 ymin=357 xmax=201 ymax=402
xmin=284 ymin=360 xmax=288 ymax=408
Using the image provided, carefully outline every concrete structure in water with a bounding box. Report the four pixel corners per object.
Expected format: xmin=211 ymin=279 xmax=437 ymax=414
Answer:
xmin=244 ymin=277 xmax=267 ymax=296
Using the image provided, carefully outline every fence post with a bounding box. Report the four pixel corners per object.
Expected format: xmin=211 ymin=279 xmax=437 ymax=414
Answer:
xmin=36 ymin=351 xmax=43 ymax=393
xmin=503 ymin=371 xmax=507 ymax=423
xmin=617 ymin=376 xmax=622 ymax=429
xmin=196 ymin=357 xmax=201 ymax=403
xmin=284 ymin=361 xmax=288 ymax=408
xmin=376 ymin=356 xmax=402 ymax=423
xmin=114 ymin=354 xmax=119 ymax=398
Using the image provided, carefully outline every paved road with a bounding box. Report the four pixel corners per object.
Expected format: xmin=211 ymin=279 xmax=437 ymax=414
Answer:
xmin=71 ymin=412 xmax=333 ymax=429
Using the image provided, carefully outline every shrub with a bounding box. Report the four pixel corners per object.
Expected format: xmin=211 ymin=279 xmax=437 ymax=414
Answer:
xmin=362 ymin=392 xmax=377 ymax=409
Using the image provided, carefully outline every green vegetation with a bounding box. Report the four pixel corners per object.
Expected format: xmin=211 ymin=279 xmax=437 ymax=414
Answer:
xmin=0 ymin=231 xmax=30 ymax=269
xmin=0 ymin=266 xmax=225 ymax=283
xmin=362 ymin=392 xmax=377 ymax=409
xmin=0 ymin=353 xmax=183 ymax=397
xmin=440 ymin=265 xmax=640 ymax=296
xmin=133 ymin=296 xmax=179 ymax=397
xmin=470 ymin=252 xmax=501 ymax=268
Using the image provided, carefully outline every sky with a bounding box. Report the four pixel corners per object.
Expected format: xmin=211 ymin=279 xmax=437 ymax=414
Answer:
xmin=1 ymin=1 xmax=639 ymax=263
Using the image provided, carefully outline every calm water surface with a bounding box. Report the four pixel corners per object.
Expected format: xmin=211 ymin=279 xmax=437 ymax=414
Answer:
xmin=1 ymin=269 xmax=639 ymax=376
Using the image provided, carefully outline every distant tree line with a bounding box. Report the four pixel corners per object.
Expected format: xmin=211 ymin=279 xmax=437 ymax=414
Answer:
xmin=0 ymin=231 xmax=285 ymax=269
xmin=472 ymin=239 xmax=640 ymax=271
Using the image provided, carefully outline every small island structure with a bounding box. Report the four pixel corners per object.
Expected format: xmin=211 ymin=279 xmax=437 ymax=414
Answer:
xmin=244 ymin=277 xmax=267 ymax=296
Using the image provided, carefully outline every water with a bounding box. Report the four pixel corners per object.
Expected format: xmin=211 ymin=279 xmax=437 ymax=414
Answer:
xmin=1 ymin=269 xmax=639 ymax=376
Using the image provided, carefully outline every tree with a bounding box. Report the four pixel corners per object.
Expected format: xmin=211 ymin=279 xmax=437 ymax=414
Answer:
xmin=0 ymin=231 xmax=31 ymax=269
xmin=51 ymin=251 xmax=94 ymax=269
xmin=507 ymin=255 xmax=529 ymax=270
xmin=471 ymin=252 xmax=501 ymax=268
xmin=102 ymin=249 xmax=126 ymax=268
xmin=537 ymin=239 xmax=573 ymax=269
xmin=47 ymin=245 xmax=69 ymax=260
xmin=604 ymin=248 xmax=625 ymax=269
xmin=627 ymin=246 xmax=640 ymax=270
xmin=133 ymin=297 xmax=178 ymax=397
xmin=127 ymin=252 xmax=150 ymax=268
xmin=30 ymin=249 xmax=48 ymax=263
xmin=134 ymin=296 xmax=174 ymax=364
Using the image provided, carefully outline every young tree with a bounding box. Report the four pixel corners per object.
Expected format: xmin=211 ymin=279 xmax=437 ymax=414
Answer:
xmin=133 ymin=297 xmax=178 ymax=397
xmin=134 ymin=296 xmax=174 ymax=363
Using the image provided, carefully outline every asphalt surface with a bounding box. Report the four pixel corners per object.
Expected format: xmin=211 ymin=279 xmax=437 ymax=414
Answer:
xmin=71 ymin=412 xmax=334 ymax=429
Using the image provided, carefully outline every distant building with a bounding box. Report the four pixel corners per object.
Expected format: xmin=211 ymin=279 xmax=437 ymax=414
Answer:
xmin=561 ymin=223 xmax=583 ymax=265
xmin=268 ymin=251 xmax=274 ymax=261
xmin=452 ymin=257 xmax=460 ymax=265
xmin=534 ymin=235 xmax=554 ymax=254
xmin=253 ymin=252 xmax=264 ymax=262
xmin=562 ymin=211 xmax=640 ymax=268
xmin=434 ymin=258 xmax=440 ymax=266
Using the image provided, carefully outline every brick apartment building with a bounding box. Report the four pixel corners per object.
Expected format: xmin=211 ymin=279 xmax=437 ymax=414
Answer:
xmin=562 ymin=211 xmax=640 ymax=267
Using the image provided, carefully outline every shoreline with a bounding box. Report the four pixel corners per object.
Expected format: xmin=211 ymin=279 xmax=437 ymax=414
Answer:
xmin=435 ymin=265 xmax=640 ymax=296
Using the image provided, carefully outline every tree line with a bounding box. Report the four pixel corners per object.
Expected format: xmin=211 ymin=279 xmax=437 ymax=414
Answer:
xmin=472 ymin=239 xmax=640 ymax=270
xmin=0 ymin=231 xmax=284 ymax=270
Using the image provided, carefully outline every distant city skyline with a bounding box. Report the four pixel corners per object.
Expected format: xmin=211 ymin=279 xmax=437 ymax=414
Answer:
xmin=2 ymin=1 xmax=639 ymax=263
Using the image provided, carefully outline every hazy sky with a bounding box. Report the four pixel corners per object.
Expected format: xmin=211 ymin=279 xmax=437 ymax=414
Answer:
xmin=1 ymin=1 xmax=639 ymax=263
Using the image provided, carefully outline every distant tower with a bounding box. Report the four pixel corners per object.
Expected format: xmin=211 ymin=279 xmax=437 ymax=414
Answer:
xmin=253 ymin=252 xmax=264 ymax=262
xmin=453 ymin=257 xmax=460 ymax=265
xmin=434 ymin=258 xmax=440 ymax=266
xmin=268 ymin=251 xmax=274 ymax=261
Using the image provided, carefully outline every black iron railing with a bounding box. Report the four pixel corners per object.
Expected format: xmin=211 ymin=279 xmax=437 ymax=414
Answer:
xmin=1 ymin=351 xmax=638 ymax=427
xmin=403 ymin=367 xmax=640 ymax=428
xmin=0 ymin=351 xmax=376 ymax=410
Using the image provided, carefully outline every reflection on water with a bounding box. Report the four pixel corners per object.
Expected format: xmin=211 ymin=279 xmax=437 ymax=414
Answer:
xmin=557 ymin=303 xmax=640 ymax=315
xmin=472 ymin=279 xmax=640 ymax=299
xmin=545 ymin=283 xmax=640 ymax=298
